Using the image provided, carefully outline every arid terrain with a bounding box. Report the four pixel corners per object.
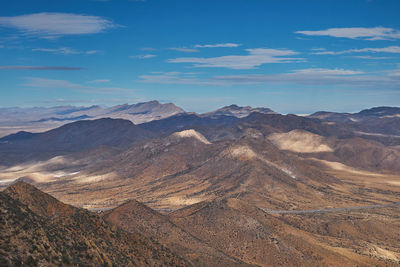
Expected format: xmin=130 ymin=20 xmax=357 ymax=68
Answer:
xmin=1 ymin=103 xmax=400 ymax=266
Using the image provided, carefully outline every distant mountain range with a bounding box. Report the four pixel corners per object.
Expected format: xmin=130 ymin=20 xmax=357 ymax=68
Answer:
xmin=0 ymin=100 xmax=184 ymax=137
xmin=2 ymin=100 xmax=399 ymax=140
xmin=1 ymin=104 xmax=400 ymax=166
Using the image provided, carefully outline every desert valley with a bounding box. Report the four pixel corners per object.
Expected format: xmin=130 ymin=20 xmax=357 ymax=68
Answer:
xmin=1 ymin=0 xmax=400 ymax=266
xmin=1 ymin=101 xmax=400 ymax=266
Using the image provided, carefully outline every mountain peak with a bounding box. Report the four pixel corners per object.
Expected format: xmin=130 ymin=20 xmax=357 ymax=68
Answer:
xmin=203 ymin=104 xmax=275 ymax=118
xmin=172 ymin=129 xmax=211 ymax=144
xmin=4 ymin=181 xmax=76 ymax=217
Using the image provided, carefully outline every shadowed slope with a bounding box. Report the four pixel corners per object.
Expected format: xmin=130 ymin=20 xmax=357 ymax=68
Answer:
xmin=0 ymin=118 xmax=152 ymax=165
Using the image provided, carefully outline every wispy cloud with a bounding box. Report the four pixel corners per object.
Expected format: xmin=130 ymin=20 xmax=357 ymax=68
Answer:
xmin=212 ymin=67 xmax=400 ymax=89
xmin=0 ymin=13 xmax=117 ymax=38
xmin=0 ymin=65 xmax=83 ymax=70
xmin=85 ymin=50 xmax=103 ymax=55
xmin=352 ymin=55 xmax=392 ymax=60
xmin=23 ymin=77 xmax=130 ymax=93
xmin=87 ymin=79 xmax=110 ymax=83
xmin=24 ymin=77 xmax=83 ymax=89
xmin=168 ymin=48 xmax=302 ymax=69
xmin=139 ymin=72 xmax=206 ymax=85
xmin=313 ymin=46 xmax=400 ymax=55
xmin=130 ymin=54 xmax=157 ymax=59
xmin=139 ymin=67 xmax=400 ymax=90
xmin=32 ymin=47 xmax=79 ymax=55
xmin=194 ymin=43 xmax=241 ymax=48
xmin=294 ymin=68 xmax=364 ymax=75
xmin=32 ymin=47 xmax=104 ymax=55
xmin=141 ymin=47 xmax=157 ymax=51
xmin=296 ymin=27 xmax=400 ymax=40
xmin=169 ymin=47 xmax=199 ymax=53
xmin=139 ymin=72 xmax=225 ymax=86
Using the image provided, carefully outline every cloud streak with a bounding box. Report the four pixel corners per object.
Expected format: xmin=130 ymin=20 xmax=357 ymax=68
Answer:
xmin=0 ymin=66 xmax=83 ymax=70
xmin=139 ymin=67 xmax=400 ymax=90
xmin=32 ymin=47 xmax=103 ymax=55
xmin=87 ymin=79 xmax=110 ymax=83
xmin=139 ymin=72 xmax=226 ymax=86
xmin=0 ymin=13 xmax=117 ymax=38
xmin=313 ymin=46 xmax=400 ymax=55
xmin=296 ymin=27 xmax=400 ymax=40
xmin=212 ymin=68 xmax=400 ymax=89
xmin=168 ymin=48 xmax=302 ymax=69
xmin=194 ymin=43 xmax=241 ymax=48
xmin=24 ymin=77 xmax=83 ymax=89
xmin=23 ymin=77 xmax=130 ymax=93
xmin=130 ymin=54 xmax=157 ymax=59
xmin=169 ymin=47 xmax=199 ymax=53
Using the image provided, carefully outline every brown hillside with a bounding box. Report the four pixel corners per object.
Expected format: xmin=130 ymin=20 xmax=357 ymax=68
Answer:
xmin=103 ymin=199 xmax=250 ymax=266
xmin=0 ymin=182 xmax=189 ymax=267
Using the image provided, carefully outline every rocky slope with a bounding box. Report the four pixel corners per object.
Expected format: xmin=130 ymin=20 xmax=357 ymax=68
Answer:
xmin=0 ymin=182 xmax=189 ymax=266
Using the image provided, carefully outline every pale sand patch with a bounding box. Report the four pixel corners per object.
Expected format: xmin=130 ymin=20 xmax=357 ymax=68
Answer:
xmin=310 ymin=158 xmax=385 ymax=177
xmin=72 ymin=173 xmax=117 ymax=184
xmin=0 ymin=156 xmax=68 ymax=173
xmin=268 ymin=130 xmax=333 ymax=153
xmin=172 ymin=129 xmax=211 ymax=144
xmin=387 ymin=181 xmax=400 ymax=186
xmin=367 ymin=245 xmax=399 ymax=262
xmin=228 ymin=145 xmax=257 ymax=159
xmin=164 ymin=196 xmax=204 ymax=206
xmin=381 ymin=114 xmax=400 ymax=118
xmin=0 ymin=156 xmax=81 ymax=184
xmin=225 ymin=145 xmax=297 ymax=179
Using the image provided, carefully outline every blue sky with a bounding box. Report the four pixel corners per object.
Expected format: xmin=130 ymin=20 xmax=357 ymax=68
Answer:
xmin=0 ymin=0 xmax=399 ymax=114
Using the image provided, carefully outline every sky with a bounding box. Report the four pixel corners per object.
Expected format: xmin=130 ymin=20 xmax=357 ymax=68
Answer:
xmin=0 ymin=0 xmax=399 ymax=114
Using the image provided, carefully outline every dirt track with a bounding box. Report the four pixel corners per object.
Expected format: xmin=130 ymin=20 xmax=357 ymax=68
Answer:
xmin=261 ymin=202 xmax=400 ymax=214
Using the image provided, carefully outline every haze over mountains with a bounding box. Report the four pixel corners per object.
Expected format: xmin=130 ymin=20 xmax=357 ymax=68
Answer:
xmin=1 ymin=101 xmax=400 ymax=266
xmin=0 ymin=100 xmax=184 ymax=137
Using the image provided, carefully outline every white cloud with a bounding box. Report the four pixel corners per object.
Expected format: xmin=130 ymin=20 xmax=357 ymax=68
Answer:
xmin=86 ymin=50 xmax=103 ymax=55
xmin=87 ymin=79 xmax=110 ymax=83
xmin=138 ymin=67 xmax=400 ymax=90
xmin=351 ymin=46 xmax=400 ymax=53
xmin=194 ymin=43 xmax=241 ymax=48
xmin=212 ymin=68 xmax=400 ymax=89
xmin=140 ymin=72 xmax=205 ymax=85
xmin=168 ymin=48 xmax=302 ymax=69
xmin=352 ymin=55 xmax=392 ymax=60
xmin=23 ymin=77 xmax=130 ymax=93
xmin=294 ymin=68 xmax=364 ymax=75
xmin=169 ymin=47 xmax=199 ymax=53
xmin=32 ymin=47 xmax=104 ymax=55
xmin=140 ymin=47 xmax=157 ymax=51
xmin=130 ymin=54 xmax=157 ymax=59
xmin=0 ymin=65 xmax=82 ymax=70
xmin=139 ymin=72 xmax=226 ymax=86
xmin=310 ymin=48 xmax=326 ymax=51
xmin=313 ymin=46 xmax=400 ymax=55
xmin=32 ymin=47 xmax=80 ymax=55
xmin=0 ymin=13 xmax=117 ymax=38
xmin=24 ymin=77 xmax=83 ymax=89
xmin=296 ymin=27 xmax=400 ymax=40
